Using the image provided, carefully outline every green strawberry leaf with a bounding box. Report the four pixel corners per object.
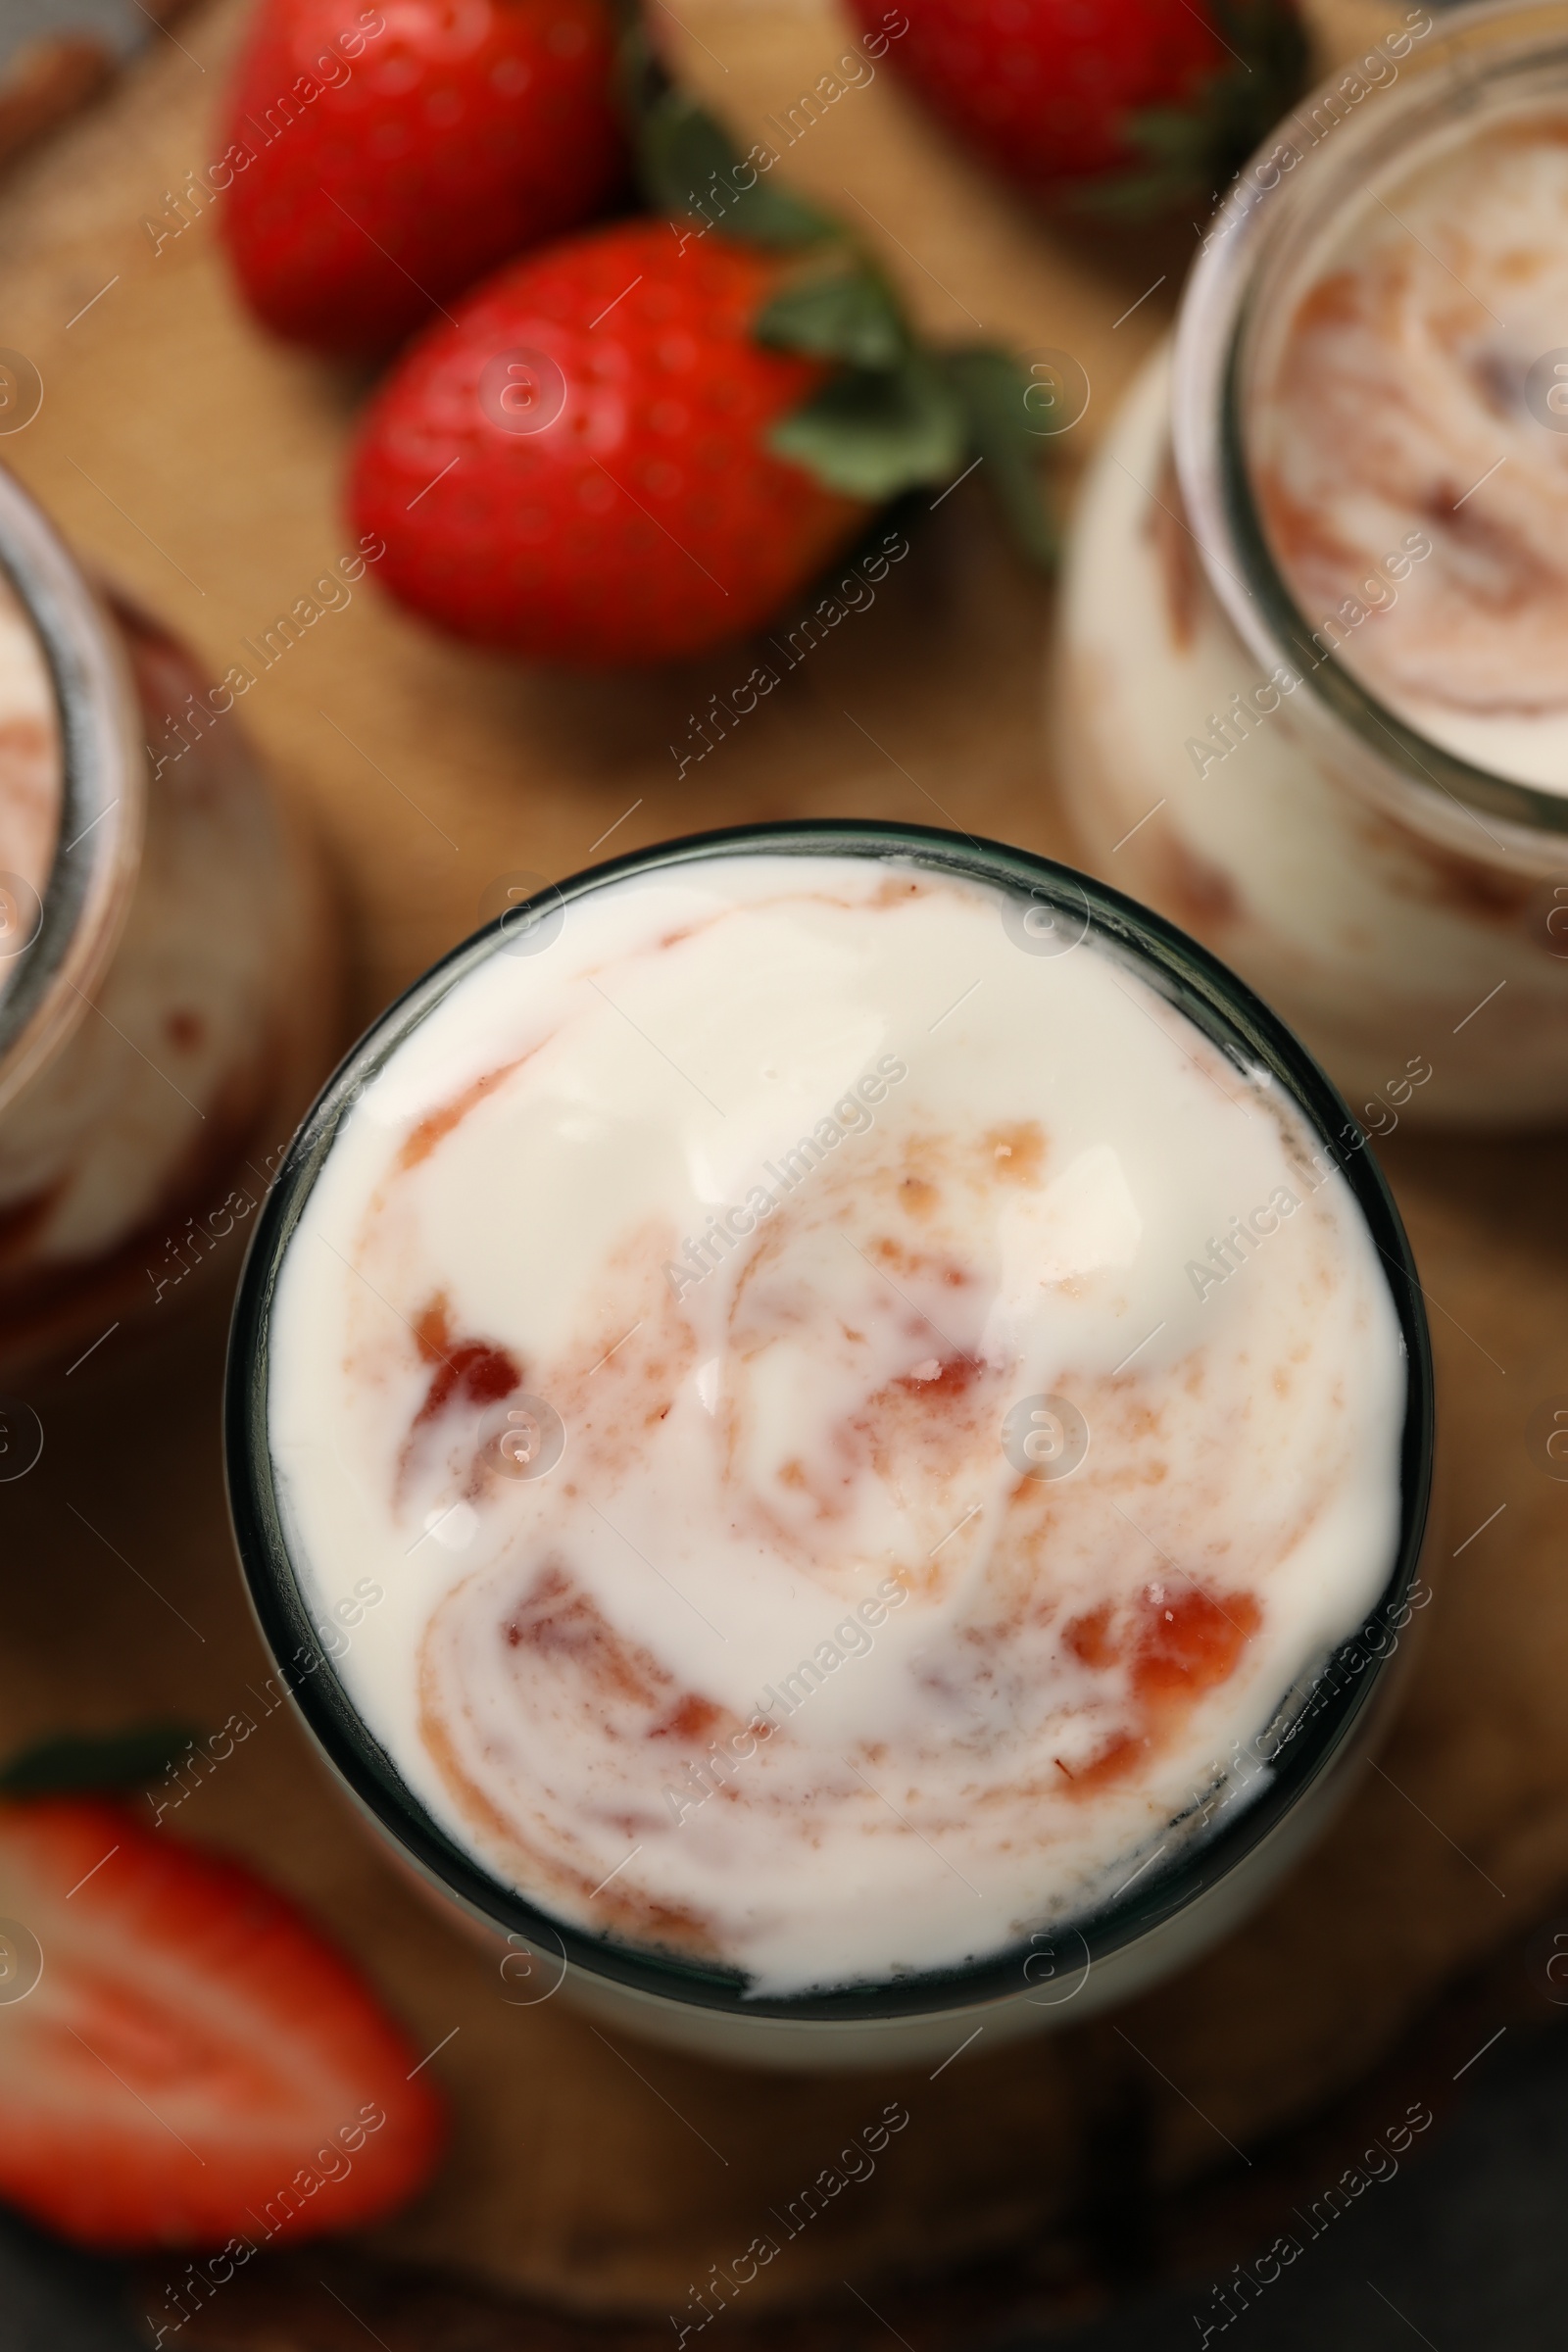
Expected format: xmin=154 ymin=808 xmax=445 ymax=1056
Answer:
xmin=940 ymin=348 xmax=1058 ymax=572
xmin=638 ymin=86 xmax=835 ymax=247
xmin=0 ymin=1722 xmax=201 ymax=1798
xmin=757 ymin=263 xmax=909 ymax=369
xmin=770 ymin=351 xmax=967 ymax=501
xmin=1073 ymin=0 xmax=1309 ymax=220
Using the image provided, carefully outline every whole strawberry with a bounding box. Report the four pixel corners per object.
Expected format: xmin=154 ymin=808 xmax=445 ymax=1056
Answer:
xmin=347 ymin=220 xmax=872 ymax=665
xmin=220 ymin=0 xmax=626 ymax=356
xmin=853 ymin=0 xmax=1306 ymax=213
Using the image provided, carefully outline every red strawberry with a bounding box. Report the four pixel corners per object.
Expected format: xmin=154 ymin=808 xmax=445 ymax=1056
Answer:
xmin=0 ymin=1796 xmax=443 ymax=2248
xmin=220 ymin=0 xmax=626 ymax=356
xmin=347 ymin=220 xmax=870 ymax=665
xmin=852 ymin=0 xmax=1305 ymax=211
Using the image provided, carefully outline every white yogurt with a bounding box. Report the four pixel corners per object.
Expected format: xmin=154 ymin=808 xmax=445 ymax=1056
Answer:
xmin=268 ymin=855 xmax=1405 ymax=1997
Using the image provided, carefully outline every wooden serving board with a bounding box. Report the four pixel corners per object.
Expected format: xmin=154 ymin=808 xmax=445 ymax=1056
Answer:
xmin=2 ymin=0 xmax=1566 ymax=2331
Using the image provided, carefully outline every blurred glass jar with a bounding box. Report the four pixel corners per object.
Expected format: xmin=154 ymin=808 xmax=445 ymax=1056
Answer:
xmin=0 ymin=466 xmax=336 ymax=1384
xmin=1056 ymin=0 xmax=1568 ymax=1129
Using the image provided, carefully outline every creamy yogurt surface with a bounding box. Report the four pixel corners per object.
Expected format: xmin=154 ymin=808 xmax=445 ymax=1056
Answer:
xmin=1251 ymin=107 xmax=1568 ymax=792
xmin=268 ymin=854 xmax=1406 ymax=1996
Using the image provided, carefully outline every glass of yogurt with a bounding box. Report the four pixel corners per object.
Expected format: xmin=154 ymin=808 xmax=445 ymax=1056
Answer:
xmin=227 ymin=822 xmax=1432 ymax=2071
xmin=1057 ymin=0 xmax=1568 ymax=1127
xmin=0 ymin=466 xmax=335 ymax=1385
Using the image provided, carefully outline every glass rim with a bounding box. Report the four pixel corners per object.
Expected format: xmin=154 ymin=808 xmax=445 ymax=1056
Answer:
xmin=0 ymin=466 xmax=143 ymax=1115
xmin=224 ymin=819 xmax=1434 ymax=2026
xmin=1173 ymin=0 xmax=1568 ymax=850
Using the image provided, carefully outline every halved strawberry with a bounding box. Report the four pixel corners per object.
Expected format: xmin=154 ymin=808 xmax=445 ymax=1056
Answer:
xmin=0 ymin=1797 xmax=444 ymax=2249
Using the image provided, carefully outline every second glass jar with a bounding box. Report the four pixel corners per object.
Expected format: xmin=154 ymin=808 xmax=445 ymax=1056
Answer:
xmin=1056 ymin=0 xmax=1568 ymax=1129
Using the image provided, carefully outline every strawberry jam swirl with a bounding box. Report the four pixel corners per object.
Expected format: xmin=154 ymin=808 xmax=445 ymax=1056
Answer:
xmin=269 ymin=856 xmax=1405 ymax=1995
xmin=1251 ymin=111 xmax=1568 ymax=789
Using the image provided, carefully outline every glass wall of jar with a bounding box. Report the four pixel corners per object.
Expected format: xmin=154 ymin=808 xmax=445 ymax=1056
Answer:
xmin=1055 ymin=0 xmax=1568 ymax=1128
xmin=0 ymin=465 xmax=337 ymax=1385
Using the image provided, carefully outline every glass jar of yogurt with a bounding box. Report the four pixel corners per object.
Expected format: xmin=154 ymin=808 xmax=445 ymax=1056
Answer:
xmin=1057 ymin=0 xmax=1568 ymax=1128
xmin=0 ymin=466 xmax=336 ymax=1385
xmin=228 ymin=820 xmax=1432 ymax=2071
